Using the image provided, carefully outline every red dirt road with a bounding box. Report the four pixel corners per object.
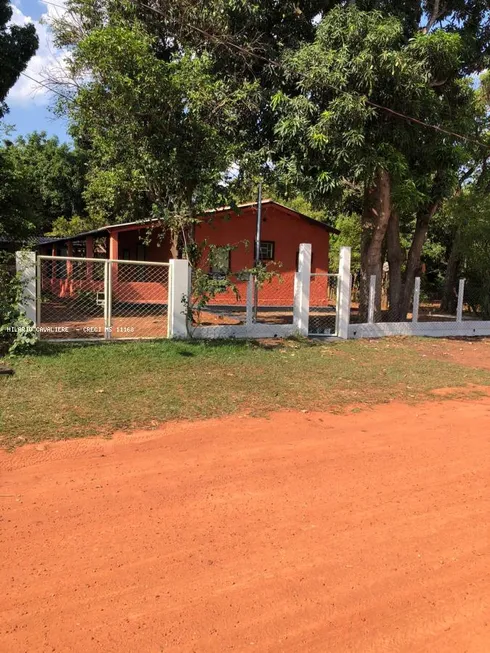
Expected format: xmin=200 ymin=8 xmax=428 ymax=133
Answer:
xmin=2 ymin=398 xmax=490 ymax=653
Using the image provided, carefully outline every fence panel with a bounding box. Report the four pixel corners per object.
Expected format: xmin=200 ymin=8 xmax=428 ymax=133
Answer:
xmin=38 ymin=256 xmax=170 ymax=341
xmin=252 ymin=273 xmax=296 ymax=325
xmin=187 ymin=270 xmax=249 ymax=331
xmin=110 ymin=260 xmax=170 ymax=339
xmin=38 ymin=256 xmax=106 ymax=340
xmin=308 ymin=274 xmax=339 ymax=336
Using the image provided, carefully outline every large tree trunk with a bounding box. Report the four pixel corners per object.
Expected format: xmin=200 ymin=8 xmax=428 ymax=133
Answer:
xmin=359 ymin=168 xmax=392 ymax=321
xmin=440 ymin=236 xmax=460 ymax=313
xmin=386 ymin=210 xmax=403 ymax=321
xmin=399 ymin=201 xmax=440 ymax=319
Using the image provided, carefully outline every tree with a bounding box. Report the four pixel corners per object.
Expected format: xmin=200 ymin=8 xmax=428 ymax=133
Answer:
xmin=0 ymin=132 xmax=87 ymax=239
xmin=50 ymin=3 xmax=262 ymax=254
xmin=51 ymin=0 xmax=490 ymax=314
xmin=272 ymin=5 xmax=483 ymax=319
xmin=8 ymin=132 xmax=87 ymax=232
xmin=0 ymin=143 xmax=37 ymax=240
xmin=0 ymin=0 xmax=38 ymax=118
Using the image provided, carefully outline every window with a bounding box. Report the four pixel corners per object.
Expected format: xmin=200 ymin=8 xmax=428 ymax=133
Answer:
xmin=257 ymin=241 xmax=275 ymax=261
xmin=122 ymin=249 xmax=131 ymax=260
xmin=210 ymin=246 xmax=231 ymax=277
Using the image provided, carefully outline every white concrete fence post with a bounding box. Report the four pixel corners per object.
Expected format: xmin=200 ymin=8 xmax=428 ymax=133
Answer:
xmin=412 ymin=277 xmax=421 ymax=323
xmin=337 ymin=246 xmax=352 ymax=340
xmin=246 ymin=273 xmax=254 ymax=327
xmin=456 ymin=278 xmax=465 ymax=323
xmin=368 ymin=274 xmax=376 ymax=325
xmin=104 ymin=260 xmax=112 ymax=340
xmin=168 ymin=258 xmax=190 ymax=338
xmin=293 ymin=243 xmax=312 ymax=336
xmin=15 ymin=251 xmax=37 ymax=329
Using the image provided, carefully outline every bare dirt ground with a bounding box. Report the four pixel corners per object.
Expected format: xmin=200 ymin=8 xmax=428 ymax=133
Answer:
xmin=2 ymin=396 xmax=490 ymax=653
xmin=415 ymin=337 xmax=490 ymax=370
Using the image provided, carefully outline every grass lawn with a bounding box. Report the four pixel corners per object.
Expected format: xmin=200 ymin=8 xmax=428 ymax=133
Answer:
xmin=2 ymin=337 xmax=490 ymax=449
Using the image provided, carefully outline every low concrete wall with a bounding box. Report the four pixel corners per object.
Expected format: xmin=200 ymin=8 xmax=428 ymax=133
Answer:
xmin=190 ymin=324 xmax=298 ymax=340
xmin=348 ymin=321 xmax=490 ymax=339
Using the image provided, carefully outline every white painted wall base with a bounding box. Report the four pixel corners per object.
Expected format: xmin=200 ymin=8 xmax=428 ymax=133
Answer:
xmin=191 ymin=324 xmax=298 ymax=340
xmin=349 ymin=320 xmax=490 ymax=339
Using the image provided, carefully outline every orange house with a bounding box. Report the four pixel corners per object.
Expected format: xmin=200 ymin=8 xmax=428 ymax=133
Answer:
xmin=39 ymin=200 xmax=339 ymax=307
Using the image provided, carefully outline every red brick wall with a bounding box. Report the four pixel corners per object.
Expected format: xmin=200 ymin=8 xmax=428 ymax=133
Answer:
xmin=195 ymin=204 xmax=331 ymax=306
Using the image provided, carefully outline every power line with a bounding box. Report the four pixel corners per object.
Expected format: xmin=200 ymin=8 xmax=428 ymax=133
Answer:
xmin=40 ymin=0 xmax=72 ymax=12
xmin=35 ymin=0 xmax=490 ymax=150
xmin=19 ymin=71 xmax=72 ymax=102
xmin=137 ymin=0 xmax=489 ymax=150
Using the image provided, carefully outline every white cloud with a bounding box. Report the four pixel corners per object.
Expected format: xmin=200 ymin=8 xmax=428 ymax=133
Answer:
xmin=6 ymin=0 xmax=70 ymax=107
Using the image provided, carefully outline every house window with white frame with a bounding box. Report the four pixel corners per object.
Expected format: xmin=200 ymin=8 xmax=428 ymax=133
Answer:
xmin=257 ymin=241 xmax=275 ymax=262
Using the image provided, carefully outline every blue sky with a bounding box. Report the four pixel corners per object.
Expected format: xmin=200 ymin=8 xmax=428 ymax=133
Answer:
xmin=6 ymin=0 xmax=71 ymax=142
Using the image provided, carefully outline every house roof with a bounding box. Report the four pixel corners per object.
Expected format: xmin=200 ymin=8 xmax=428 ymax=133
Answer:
xmin=0 ymin=235 xmax=64 ymax=246
xmin=37 ymin=200 xmax=339 ymax=246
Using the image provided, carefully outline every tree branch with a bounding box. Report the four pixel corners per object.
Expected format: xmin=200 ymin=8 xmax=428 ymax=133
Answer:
xmin=421 ymin=0 xmax=447 ymax=34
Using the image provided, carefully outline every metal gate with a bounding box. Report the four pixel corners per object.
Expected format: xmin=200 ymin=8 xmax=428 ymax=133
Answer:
xmin=37 ymin=256 xmax=170 ymax=341
xmin=308 ymin=273 xmax=339 ymax=336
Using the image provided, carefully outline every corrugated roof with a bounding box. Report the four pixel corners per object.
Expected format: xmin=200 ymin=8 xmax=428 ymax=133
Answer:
xmin=0 ymin=235 xmax=65 ymax=246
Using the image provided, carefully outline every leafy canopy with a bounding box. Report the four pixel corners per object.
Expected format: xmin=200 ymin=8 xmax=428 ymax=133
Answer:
xmin=0 ymin=0 xmax=38 ymax=118
xmin=272 ymin=6 xmax=474 ymax=207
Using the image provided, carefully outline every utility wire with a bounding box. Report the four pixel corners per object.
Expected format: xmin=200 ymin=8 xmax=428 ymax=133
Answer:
xmin=35 ymin=0 xmax=490 ymax=149
xmin=19 ymin=71 xmax=72 ymax=102
xmin=137 ymin=0 xmax=489 ymax=150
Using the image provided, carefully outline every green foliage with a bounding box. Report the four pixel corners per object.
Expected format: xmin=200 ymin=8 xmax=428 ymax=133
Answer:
xmin=273 ymin=6 xmax=472 ymax=202
xmin=48 ymin=215 xmax=96 ymax=237
xmin=0 ymin=0 xmax=38 ymax=118
xmin=330 ymin=214 xmax=362 ymax=270
xmin=54 ymin=9 xmax=256 ymax=235
xmin=0 ymin=141 xmax=37 ymax=240
xmin=0 ymin=131 xmax=88 ymax=239
xmin=0 ymin=253 xmax=36 ymax=355
xmin=444 ymin=189 xmax=490 ymax=317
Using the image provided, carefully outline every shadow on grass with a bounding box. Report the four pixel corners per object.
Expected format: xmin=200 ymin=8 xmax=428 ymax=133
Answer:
xmin=13 ymin=337 xmax=299 ymax=360
xmin=13 ymin=334 xmax=328 ymax=360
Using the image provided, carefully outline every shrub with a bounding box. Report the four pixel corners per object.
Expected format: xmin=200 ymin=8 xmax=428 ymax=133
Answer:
xmin=0 ymin=253 xmax=37 ymax=355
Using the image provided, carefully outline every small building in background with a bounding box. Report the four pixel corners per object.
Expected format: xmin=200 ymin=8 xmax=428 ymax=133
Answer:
xmin=38 ymin=200 xmax=339 ymax=307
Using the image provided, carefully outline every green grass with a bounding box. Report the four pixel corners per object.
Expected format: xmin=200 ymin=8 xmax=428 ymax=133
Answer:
xmin=2 ymin=337 xmax=490 ymax=448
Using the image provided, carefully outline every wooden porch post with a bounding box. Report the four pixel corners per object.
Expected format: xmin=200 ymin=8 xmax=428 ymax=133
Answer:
xmin=109 ymin=231 xmax=119 ymax=285
xmin=51 ymin=244 xmax=56 ymax=283
xmin=66 ymin=241 xmax=73 ymax=277
xmin=63 ymin=241 xmax=73 ymax=297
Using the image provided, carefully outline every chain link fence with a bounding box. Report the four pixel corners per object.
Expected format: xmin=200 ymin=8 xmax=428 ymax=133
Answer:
xmin=308 ymin=274 xmax=338 ymax=336
xmin=38 ymin=257 xmax=169 ymax=340
xmin=189 ymin=271 xmax=296 ymax=328
xmin=39 ymin=257 xmax=106 ymax=340
xmin=252 ymin=274 xmax=295 ymax=325
xmin=111 ymin=261 xmax=169 ymax=338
